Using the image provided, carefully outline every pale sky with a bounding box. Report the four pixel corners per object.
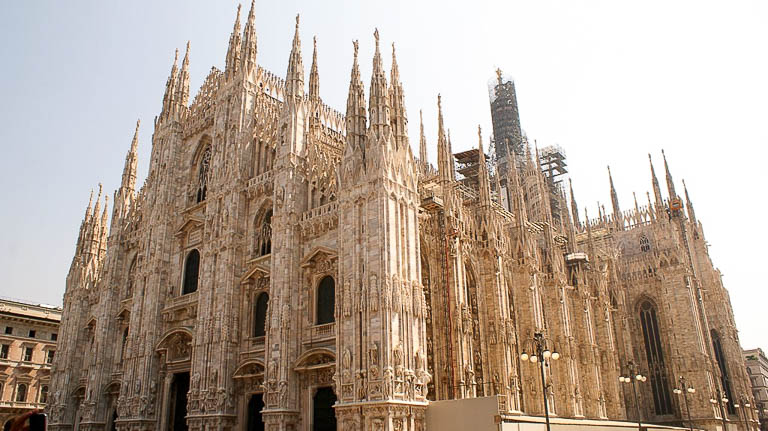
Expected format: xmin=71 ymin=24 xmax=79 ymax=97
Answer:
xmin=1 ymin=1 xmax=766 ymax=350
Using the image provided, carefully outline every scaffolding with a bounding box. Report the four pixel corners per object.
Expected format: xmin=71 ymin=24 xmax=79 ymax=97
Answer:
xmin=488 ymin=69 xmax=523 ymax=161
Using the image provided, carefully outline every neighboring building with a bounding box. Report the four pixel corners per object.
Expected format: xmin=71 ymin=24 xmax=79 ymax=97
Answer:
xmin=745 ymin=348 xmax=768 ymax=430
xmin=0 ymin=298 xmax=61 ymax=429
xmin=48 ymin=5 xmax=757 ymax=431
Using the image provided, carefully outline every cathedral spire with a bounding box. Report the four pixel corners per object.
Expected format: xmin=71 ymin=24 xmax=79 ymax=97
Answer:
xmin=285 ymin=14 xmax=304 ymax=99
xmin=569 ymin=178 xmax=580 ymax=229
xmin=436 ymin=95 xmax=453 ymax=183
xmin=419 ymin=110 xmax=427 ymax=169
xmin=477 ymin=126 xmax=492 ymax=207
xmin=308 ymin=36 xmax=320 ymax=100
xmin=389 ymin=42 xmax=407 ymax=148
xmin=121 ymin=119 xmax=140 ymax=193
xmin=176 ymin=41 xmax=191 ymax=107
xmin=345 ymin=40 xmax=366 ymax=155
xmin=683 ymin=179 xmax=696 ymax=225
xmin=633 ymin=191 xmax=640 ymax=214
xmin=161 ymin=49 xmax=179 ymax=118
xmin=649 ymin=153 xmax=664 ymax=211
xmin=368 ymin=29 xmax=390 ymax=136
xmin=608 ymin=165 xmax=621 ymax=229
xmin=241 ymin=0 xmax=258 ymax=74
xmin=662 ymin=149 xmax=677 ymax=199
xmin=225 ymin=4 xmax=243 ymax=79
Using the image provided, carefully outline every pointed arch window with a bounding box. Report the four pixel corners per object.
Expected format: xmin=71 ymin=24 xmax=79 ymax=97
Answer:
xmin=254 ymin=210 xmax=272 ymax=257
xmin=196 ymin=146 xmax=211 ymax=203
xmin=182 ymin=249 xmax=200 ymax=295
xmin=464 ymin=263 xmax=484 ymax=397
xmin=316 ymin=276 xmax=335 ymax=325
xmin=638 ymin=300 xmax=673 ymax=415
xmin=253 ymin=293 xmax=269 ymax=337
xmin=15 ymin=384 xmax=27 ymax=402
xmin=711 ymin=330 xmax=735 ymax=414
xmin=126 ymin=256 xmax=137 ymax=298
xmin=120 ymin=327 xmax=129 ymax=362
xmin=640 ymin=235 xmax=651 ymax=253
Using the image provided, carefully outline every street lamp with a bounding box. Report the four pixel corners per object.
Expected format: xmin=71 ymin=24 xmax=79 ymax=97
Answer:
xmin=709 ymin=388 xmax=729 ymax=431
xmin=672 ymin=376 xmax=696 ymax=431
xmin=619 ymin=361 xmax=647 ymax=431
xmin=520 ymin=332 xmax=560 ymax=431
xmin=733 ymin=394 xmax=752 ymax=431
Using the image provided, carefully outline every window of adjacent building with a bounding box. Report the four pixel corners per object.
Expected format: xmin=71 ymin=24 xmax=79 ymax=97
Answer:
xmin=4 ymin=327 xmax=12 ymax=335
xmin=46 ymin=350 xmax=55 ymax=364
xmin=39 ymin=385 xmax=48 ymax=404
xmin=28 ymin=330 xmax=36 ymax=338
xmin=316 ymin=276 xmax=335 ymax=325
xmin=51 ymin=333 xmax=58 ymax=341
xmin=182 ymin=249 xmax=200 ymax=295
xmin=23 ymin=347 xmax=33 ymax=362
xmin=0 ymin=344 xmax=8 ymax=359
xmin=253 ymin=292 xmax=269 ymax=337
xmin=16 ymin=384 xmax=27 ymax=402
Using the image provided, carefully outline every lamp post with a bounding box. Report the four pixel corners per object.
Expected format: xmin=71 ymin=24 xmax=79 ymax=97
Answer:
xmin=673 ymin=376 xmax=696 ymax=431
xmin=520 ymin=332 xmax=560 ymax=431
xmin=733 ymin=395 xmax=752 ymax=431
xmin=619 ymin=361 xmax=647 ymax=431
xmin=709 ymin=388 xmax=729 ymax=431
xmin=756 ymin=402 xmax=768 ymax=431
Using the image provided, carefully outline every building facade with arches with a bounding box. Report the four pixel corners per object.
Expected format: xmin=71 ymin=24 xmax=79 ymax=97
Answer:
xmin=49 ymin=5 xmax=756 ymax=431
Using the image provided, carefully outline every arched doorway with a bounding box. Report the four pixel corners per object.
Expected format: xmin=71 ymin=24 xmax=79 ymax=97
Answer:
xmin=247 ymin=393 xmax=265 ymax=431
xmin=312 ymin=387 xmax=337 ymax=431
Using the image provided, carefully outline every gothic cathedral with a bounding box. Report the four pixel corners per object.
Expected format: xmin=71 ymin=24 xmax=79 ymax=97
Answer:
xmin=48 ymin=4 xmax=757 ymax=431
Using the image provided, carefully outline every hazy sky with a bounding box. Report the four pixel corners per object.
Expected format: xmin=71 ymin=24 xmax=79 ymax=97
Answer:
xmin=1 ymin=1 xmax=766 ymax=350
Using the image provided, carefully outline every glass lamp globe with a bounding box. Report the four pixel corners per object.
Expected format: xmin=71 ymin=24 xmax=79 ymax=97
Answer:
xmin=521 ymin=352 xmax=529 ymax=361
xmin=641 ymin=376 xmax=647 ymax=382
xmin=543 ymin=350 xmax=551 ymax=359
xmin=530 ymin=355 xmax=538 ymax=363
xmin=688 ymin=388 xmax=695 ymax=394
xmin=734 ymin=404 xmax=740 ymax=408
xmin=551 ymin=352 xmax=560 ymax=360
xmin=746 ymin=403 xmax=751 ymax=408
xmin=635 ymin=374 xmax=643 ymax=381
xmin=674 ymin=389 xmax=681 ymax=394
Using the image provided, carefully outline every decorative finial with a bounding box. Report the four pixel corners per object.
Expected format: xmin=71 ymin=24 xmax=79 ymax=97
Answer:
xmin=353 ymin=40 xmax=359 ymax=59
xmin=496 ymin=67 xmax=503 ymax=84
xmin=374 ymin=28 xmax=380 ymax=47
xmin=174 ymin=49 xmax=179 ymax=64
xmin=295 ymin=14 xmax=300 ymax=29
xmin=437 ymin=93 xmax=442 ymax=109
xmin=313 ymin=35 xmax=317 ymax=49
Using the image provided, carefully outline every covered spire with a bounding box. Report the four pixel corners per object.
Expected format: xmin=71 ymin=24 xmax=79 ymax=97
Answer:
xmin=85 ymin=189 xmax=94 ymax=221
xmin=389 ymin=42 xmax=407 ymax=147
xmin=345 ymin=40 xmax=366 ymax=154
xmin=121 ymin=120 xmax=140 ymax=192
xmin=368 ymin=29 xmax=390 ymax=135
xmin=436 ymin=95 xmax=453 ymax=183
xmin=176 ymin=41 xmax=191 ymax=106
xmin=309 ymin=36 xmax=320 ymax=100
xmin=683 ymin=179 xmax=696 ymax=224
xmin=608 ymin=166 xmax=621 ymax=228
xmin=477 ymin=126 xmax=492 ymax=207
xmin=225 ymin=4 xmax=243 ymax=78
xmin=241 ymin=0 xmax=258 ymax=73
xmin=419 ymin=110 xmax=427 ymax=169
xmin=569 ymin=178 xmax=579 ymax=229
xmin=285 ymin=14 xmax=304 ymax=98
xmin=649 ymin=153 xmax=664 ymax=210
xmin=662 ymin=149 xmax=677 ymax=199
